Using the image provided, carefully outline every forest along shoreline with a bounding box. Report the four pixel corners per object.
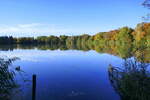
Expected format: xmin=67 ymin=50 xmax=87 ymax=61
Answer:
xmin=0 ymin=23 xmax=150 ymax=62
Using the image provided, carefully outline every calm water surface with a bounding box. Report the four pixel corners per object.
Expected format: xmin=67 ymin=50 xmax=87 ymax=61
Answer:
xmin=0 ymin=48 xmax=125 ymax=100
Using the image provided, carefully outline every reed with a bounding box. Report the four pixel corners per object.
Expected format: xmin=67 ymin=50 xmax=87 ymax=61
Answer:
xmin=108 ymin=57 xmax=150 ymax=100
xmin=0 ymin=57 xmax=18 ymax=100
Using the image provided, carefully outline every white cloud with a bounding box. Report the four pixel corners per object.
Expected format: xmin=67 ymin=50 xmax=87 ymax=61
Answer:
xmin=0 ymin=23 xmax=72 ymax=37
xmin=18 ymin=23 xmax=43 ymax=28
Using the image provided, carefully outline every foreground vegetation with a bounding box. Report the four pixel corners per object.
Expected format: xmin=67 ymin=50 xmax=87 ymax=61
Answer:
xmin=0 ymin=57 xmax=18 ymax=100
xmin=108 ymin=57 xmax=150 ymax=100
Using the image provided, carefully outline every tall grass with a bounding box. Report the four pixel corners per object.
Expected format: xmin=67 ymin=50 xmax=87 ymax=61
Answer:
xmin=108 ymin=57 xmax=150 ymax=100
xmin=0 ymin=57 xmax=18 ymax=100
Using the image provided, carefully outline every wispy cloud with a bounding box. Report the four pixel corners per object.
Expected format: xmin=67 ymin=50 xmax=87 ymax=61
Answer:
xmin=18 ymin=23 xmax=43 ymax=28
xmin=0 ymin=23 xmax=72 ymax=37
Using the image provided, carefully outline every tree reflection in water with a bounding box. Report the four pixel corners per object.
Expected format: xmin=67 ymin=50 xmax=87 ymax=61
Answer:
xmin=0 ymin=57 xmax=19 ymax=100
xmin=108 ymin=58 xmax=150 ymax=100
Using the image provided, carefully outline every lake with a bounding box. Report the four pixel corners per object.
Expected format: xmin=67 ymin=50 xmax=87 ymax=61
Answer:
xmin=0 ymin=45 xmax=136 ymax=100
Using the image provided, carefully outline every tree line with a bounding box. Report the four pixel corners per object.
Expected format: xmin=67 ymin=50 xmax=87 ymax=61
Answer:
xmin=0 ymin=23 xmax=150 ymax=62
xmin=0 ymin=23 xmax=150 ymax=51
xmin=0 ymin=23 xmax=149 ymax=46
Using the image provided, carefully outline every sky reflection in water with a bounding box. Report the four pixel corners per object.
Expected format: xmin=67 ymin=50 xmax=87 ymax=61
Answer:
xmin=1 ymin=49 xmax=124 ymax=100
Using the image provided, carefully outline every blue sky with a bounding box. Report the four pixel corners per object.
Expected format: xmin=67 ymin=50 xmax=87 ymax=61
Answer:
xmin=0 ymin=0 xmax=148 ymax=37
